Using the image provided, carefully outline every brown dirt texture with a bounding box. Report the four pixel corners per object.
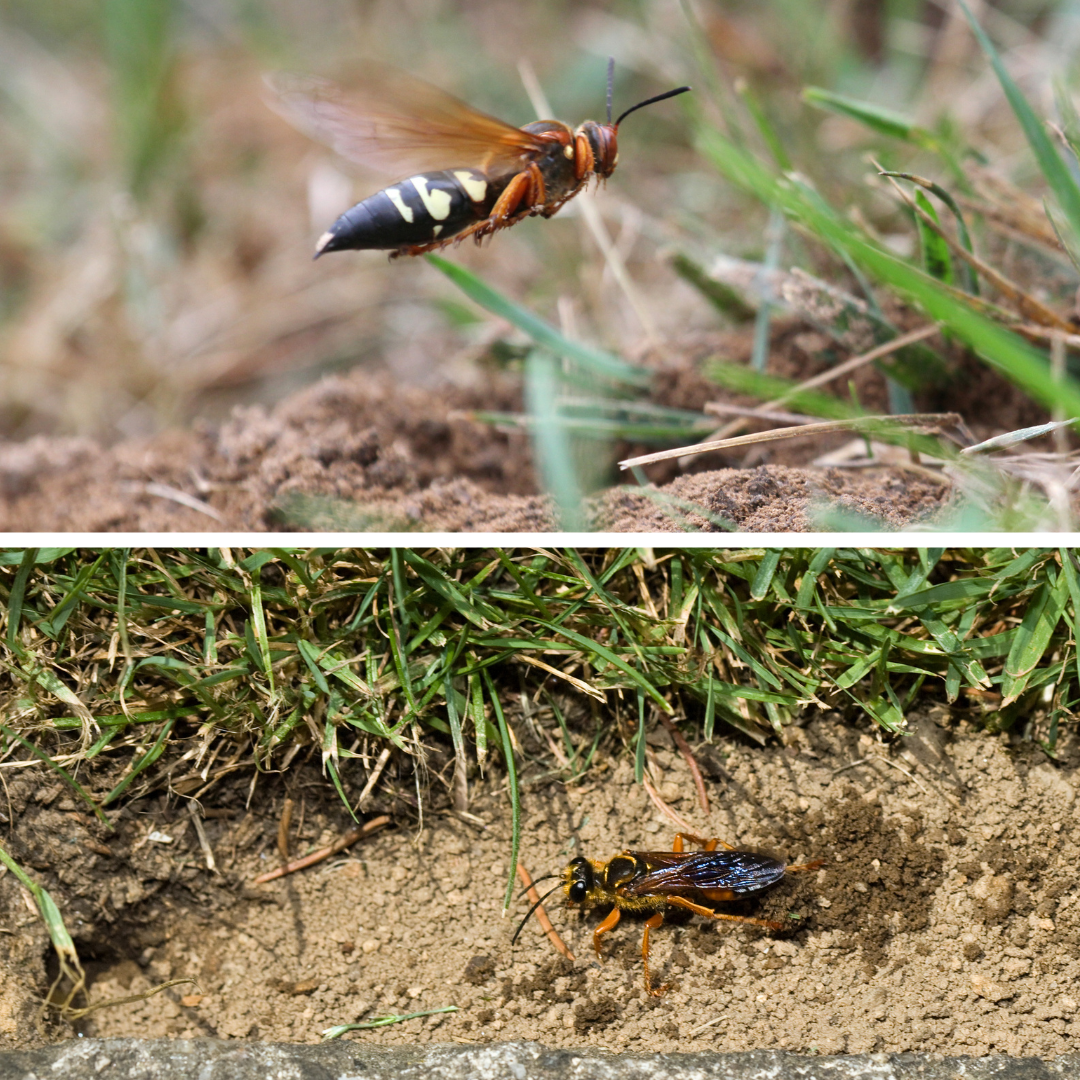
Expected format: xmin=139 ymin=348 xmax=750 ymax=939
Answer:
xmin=0 ymin=321 xmax=1035 ymax=532
xmin=2 ymin=710 xmax=1077 ymax=1058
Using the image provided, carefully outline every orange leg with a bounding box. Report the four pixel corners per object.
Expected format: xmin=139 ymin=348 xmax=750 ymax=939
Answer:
xmin=663 ymin=893 xmax=784 ymax=931
xmin=395 ymin=165 xmax=545 ymax=258
xmin=592 ymin=905 xmax=621 ymax=959
xmin=787 ymin=859 xmax=826 ymax=873
xmin=573 ymin=132 xmax=595 ymax=181
xmin=486 ymin=165 xmax=544 ymax=227
xmin=538 ymin=186 xmax=586 ymax=218
xmin=465 ymin=163 xmax=546 ymax=244
xmin=672 ymin=833 xmax=736 ymax=853
xmin=641 ymin=912 xmax=670 ymax=996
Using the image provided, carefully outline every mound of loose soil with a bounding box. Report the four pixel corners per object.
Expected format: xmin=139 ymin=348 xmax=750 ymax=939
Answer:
xmin=3 ymin=712 xmax=1077 ymax=1057
xmin=0 ymin=357 xmax=956 ymax=532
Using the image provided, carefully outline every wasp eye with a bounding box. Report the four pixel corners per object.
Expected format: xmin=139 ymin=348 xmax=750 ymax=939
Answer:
xmin=568 ymin=881 xmax=587 ymax=903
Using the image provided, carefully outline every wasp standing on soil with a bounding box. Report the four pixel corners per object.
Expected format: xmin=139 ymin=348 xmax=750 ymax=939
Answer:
xmin=516 ymin=832 xmax=823 ymax=996
xmin=270 ymin=61 xmax=689 ymax=259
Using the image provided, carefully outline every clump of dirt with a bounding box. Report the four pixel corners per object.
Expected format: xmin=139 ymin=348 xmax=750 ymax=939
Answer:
xmin=573 ymin=995 xmax=620 ymax=1034
xmin=2 ymin=712 xmax=1078 ymax=1058
xmin=463 ymin=955 xmax=498 ymax=986
xmin=793 ymin=796 xmax=945 ymax=970
xmin=593 ymin=464 xmax=951 ymax=531
xmin=0 ymin=369 xmax=535 ymax=531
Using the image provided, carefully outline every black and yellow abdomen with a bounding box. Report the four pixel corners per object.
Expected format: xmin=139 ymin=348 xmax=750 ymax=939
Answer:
xmin=314 ymin=168 xmax=498 ymax=256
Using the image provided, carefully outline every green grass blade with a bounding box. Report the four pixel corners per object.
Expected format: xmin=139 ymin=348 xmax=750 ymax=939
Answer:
xmin=670 ymin=252 xmax=757 ymax=322
xmin=525 ymin=351 xmax=586 ymax=531
xmin=803 ymin=86 xmax=933 ymax=144
xmin=468 ymin=673 xmax=487 ymax=772
xmin=426 ymin=254 xmax=650 ymax=387
xmin=297 ymin=639 xmax=331 ymax=694
xmin=914 ymin=190 xmax=954 ymax=285
xmin=0 ymin=722 xmax=110 ymax=826
xmin=533 ymin=618 xmax=672 ymax=713
xmin=750 ymin=549 xmax=782 ymax=601
xmin=116 ymin=548 xmax=133 ymax=665
xmin=22 ymin=664 xmax=97 ymax=726
xmin=634 ymin=688 xmax=647 ymax=784
xmin=323 ymin=725 xmax=358 ymax=822
xmin=1001 ymin=568 xmax=1070 ymax=705
xmin=401 ymin=549 xmax=494 ymax=628
xmin=483 ymin=668 xmax=519 ymax=916
xmin=103 ymin=0 xmax=185 ymax=199
xmin=101 ymin=719 xmax=176 ymax=806
xmin=5 ymin=548 xmax=36 ymax=651
xmin=796 ymin=549 xmax=836 ymax=610
xmin=247 ymin=568 xmax=275 ymax=694
xmin=322 ymin=1006 xmax=458 ymax=1040
xmin=1061 ymin=551 xmax=1080 ymax=688
xmin=737 ymin=79 xmax=792 ymax=171
xmin=385 ymin=578 xmax=419 ymax=724
xmin=0 ymin=842 xmax=82 ymax=983
xmin=803 ymin=86 xmax=966 ymax=183
xmin=37 ymin=553 xmax=106 ymax=639
xmin=880 ymin=172 xmax=978 ymax=294
xmin=890 ymin=579 xmax=996 ymax=609
xmin=444 ymin=670 xmax=467 ymax=780
xmin=958 ymin=0 xmax=1080 ymax=247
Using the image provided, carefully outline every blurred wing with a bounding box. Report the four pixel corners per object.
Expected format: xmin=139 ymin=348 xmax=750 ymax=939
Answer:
xmin=267 ymin=67 xmax=547 ymax=178
xmin=623 ymin=851 xmax=784 ymax=897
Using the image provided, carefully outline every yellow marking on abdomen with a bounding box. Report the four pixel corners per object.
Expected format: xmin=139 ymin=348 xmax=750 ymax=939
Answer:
xmin=453 ymin=170 xmax=488 ymax=203
xmin=384 ymin=187 xmax=414 ymax=223
xmin=410 ymin=176 xmax=452 ymax=221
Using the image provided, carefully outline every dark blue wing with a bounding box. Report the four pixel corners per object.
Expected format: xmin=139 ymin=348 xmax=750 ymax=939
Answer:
xmin=622 ymin=850 xmax=785 ymax=898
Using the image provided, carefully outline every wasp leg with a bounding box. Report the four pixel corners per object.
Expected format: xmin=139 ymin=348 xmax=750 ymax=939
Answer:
xmin=672 ymin=833 xmax=737 ymax=853
xmin=573 ymin=132 xmax=595 ymax=181
xmin=537 ymin=182 xmax=590 ymax=219
xmin=394 ymin=166 xmax=545 ymax=258
xmin=592 ymin=905 xmax=621 ymax=960
xmin=786 ymin=859 xmax=826 ymax=873
xmin=663 ymin=894 xmax=784 ymax=931
xmin=468 ymin=163 xmax=546 ymax=243
xmin=392 ymin=234 xmax=462 ymax=258
xmin=641 ymin=912 xmax=671 ymax=997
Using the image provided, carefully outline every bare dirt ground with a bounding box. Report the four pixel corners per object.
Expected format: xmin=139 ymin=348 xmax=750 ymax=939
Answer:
xmin=2 ymin=709 xmax=1077 ymax=1057
xmin=0 ymin=320 xmax=1033 ymax=532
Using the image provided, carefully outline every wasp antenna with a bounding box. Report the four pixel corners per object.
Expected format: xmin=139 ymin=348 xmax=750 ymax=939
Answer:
xmin=606 ymin=57 xmax=615 ymax=126
xmin=511 ymin=882 xmax=564 ymax=947
xmin=516 ymin=873 xmax=561 ymax=900
xmin=614 ymin=85 xmax=691 ymax=128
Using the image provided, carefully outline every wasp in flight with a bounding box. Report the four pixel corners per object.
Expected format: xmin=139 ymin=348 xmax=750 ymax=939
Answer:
xmin=515 ymin=832 xmax=823 ymax=996
xmin=270 ymin=62 xmax=689 ymax=259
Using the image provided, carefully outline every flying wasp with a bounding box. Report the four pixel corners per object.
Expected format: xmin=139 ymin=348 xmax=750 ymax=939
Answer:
xmin=515 ymin=832 xmax=824 ymax=996
xmin=270 ymin=62 xmax=689 ymax=259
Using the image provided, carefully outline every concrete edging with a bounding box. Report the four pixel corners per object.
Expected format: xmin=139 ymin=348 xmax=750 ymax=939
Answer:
xmin=2 ymin=1039 xmax=1079 ymax=1079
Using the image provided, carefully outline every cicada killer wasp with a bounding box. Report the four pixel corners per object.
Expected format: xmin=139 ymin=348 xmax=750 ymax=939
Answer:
xmin=269 ymin=61 xmax=689 ymax=259
xmin=514 ymin=832 xmax=824 ymax=996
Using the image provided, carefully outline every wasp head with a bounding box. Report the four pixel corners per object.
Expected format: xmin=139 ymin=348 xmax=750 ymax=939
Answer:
xmin=581 ymin=83 xmax=692 ymax=180
xmin=578 ymin=121 xmax=619 ymax=179
xmin=563 ymin=855 xmax=595 ymax=904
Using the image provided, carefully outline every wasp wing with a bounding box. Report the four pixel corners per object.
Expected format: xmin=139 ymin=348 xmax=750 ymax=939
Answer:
xmin=621 ymin=850 xmax=785 ymax=898
xmin=267 ymin=66 xmax=548 ymax=178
